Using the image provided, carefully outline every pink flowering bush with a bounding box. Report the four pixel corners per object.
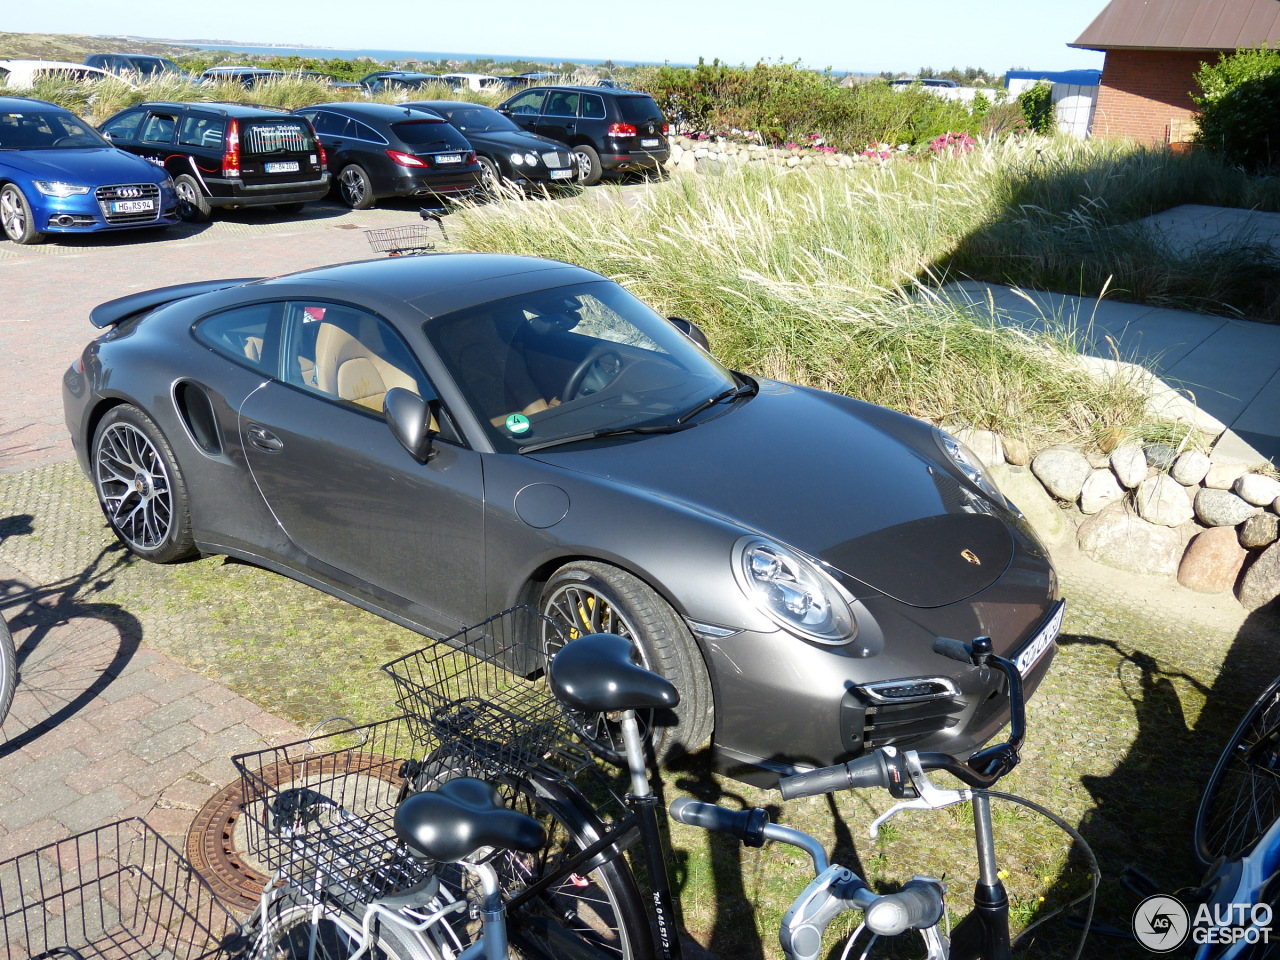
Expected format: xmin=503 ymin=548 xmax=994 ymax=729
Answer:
xmin=861 ymin=141 xmax=895 ymax=161
xmin=928 ymin=131 xmax=977 ymax=157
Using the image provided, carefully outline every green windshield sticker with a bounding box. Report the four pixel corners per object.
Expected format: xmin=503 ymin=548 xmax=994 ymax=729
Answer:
xmin=505 ymin=413 xmax=531 ymax=435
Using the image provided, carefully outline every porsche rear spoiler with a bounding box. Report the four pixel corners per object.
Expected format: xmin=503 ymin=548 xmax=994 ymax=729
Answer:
xmin=90 ymin=278 xmax=262 ymax=328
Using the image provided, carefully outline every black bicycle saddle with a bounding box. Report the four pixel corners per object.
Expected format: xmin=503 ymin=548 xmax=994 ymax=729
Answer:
xmin=548 ymin=633 xmax=680 ymax=713
xmin=395 ymin=778 xmax=545 ymax=863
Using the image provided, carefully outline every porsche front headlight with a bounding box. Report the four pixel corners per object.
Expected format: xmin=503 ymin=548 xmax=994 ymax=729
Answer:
xmin=934 ymin=427 xmax=1005 ymax=502
xmin=732 ymin=536 xmax=856 ymax=645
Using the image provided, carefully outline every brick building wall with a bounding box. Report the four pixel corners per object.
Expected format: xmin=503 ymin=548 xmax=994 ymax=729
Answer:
xmin=1091 ymin=49 xmax=1218 ymax=143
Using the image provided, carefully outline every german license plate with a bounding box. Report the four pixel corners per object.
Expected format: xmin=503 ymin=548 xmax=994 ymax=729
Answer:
xmin=436 ymin=154 xmax=462 ymax=164
xmin=550 ymin=169 xmax=573 ymax=180
xmin=1014 ymin=600 xmax=1064 ymax=678
xmin=111 ymin=199 xmax=154 ymax=213
xmin=641 ymin=138 xmax=660 ymax=147
xmin=265 ymin=161 xmax=299 ymax=173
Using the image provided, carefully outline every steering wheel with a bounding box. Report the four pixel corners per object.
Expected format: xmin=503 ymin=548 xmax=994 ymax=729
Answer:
xmin=51 ymin=137 xmax=81 ymax=148
xmin=563 ymin=346 xmax=624 ymax=401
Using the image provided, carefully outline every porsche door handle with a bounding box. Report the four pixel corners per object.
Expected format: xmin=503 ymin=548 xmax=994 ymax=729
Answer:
xmin=246 ymin=424 xmax=284 ymax=452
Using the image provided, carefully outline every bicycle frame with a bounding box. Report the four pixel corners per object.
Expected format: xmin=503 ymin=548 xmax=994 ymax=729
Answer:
xmin=1193 ymin=812 xmax=1280 ymax=958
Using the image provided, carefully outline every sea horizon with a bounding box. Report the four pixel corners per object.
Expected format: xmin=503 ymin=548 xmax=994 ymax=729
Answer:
xmin=174 ymin=41 xmax=690 ymax=70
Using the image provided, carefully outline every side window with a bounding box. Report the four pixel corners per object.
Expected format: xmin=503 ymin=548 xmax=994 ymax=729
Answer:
xmin=505 ymin=90 xmax=545 ymax=116
xmin=545 ymin=91 xmax=579 ymax=117
xmin=101 ymin=110 xmax=144 ymax=140
xmin=580 ymin=95 xmax=606 ymax=120
xmin=140 ymin=112 xmax=177 ymax=144
xmin=282 ymin=303 xmax=433 ymax=415
xmin=351 ymin=120 xmax=384 ymax=143
xmin=193 ymin=303 xmax=279 ymax=374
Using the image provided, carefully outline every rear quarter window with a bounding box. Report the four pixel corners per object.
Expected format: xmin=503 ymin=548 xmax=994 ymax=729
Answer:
xmin=617 ymin=96 xmax=664 ymax=124
xmin=193 ymin=303 xmax=279 ymax=375
xmin=241 ymin=120 xmax=316 ymax=155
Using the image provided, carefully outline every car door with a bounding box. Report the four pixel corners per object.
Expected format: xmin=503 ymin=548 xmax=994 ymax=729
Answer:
xmin=535 ymin=90 xmax=580 ymax=144
xmin=237 ymin=299 xmax=485 ymax=627
xmin=500 ymin=89 xmax=547 ymax=133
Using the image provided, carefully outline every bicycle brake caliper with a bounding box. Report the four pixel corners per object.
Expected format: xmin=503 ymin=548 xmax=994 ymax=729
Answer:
xmin=780 ymin=865 xmax=871 ymax=960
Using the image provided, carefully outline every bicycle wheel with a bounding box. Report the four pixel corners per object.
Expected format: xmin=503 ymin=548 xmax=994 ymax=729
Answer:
xmin=1194 ymin=674 xmax=1280 ymax=865
xmin=415 ymin=754 xmax=654 ymax=960
xmin=257 ymin=899 xmax=444 ymax=960
xmin=0 ymin=616 xmax=14 ymax=726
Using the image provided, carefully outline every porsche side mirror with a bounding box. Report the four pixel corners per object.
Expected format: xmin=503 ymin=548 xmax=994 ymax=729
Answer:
xmin=384 ymin=387 xmax=437 ymax=462
xmin=668 ymin=316 xmax=709 ymax=352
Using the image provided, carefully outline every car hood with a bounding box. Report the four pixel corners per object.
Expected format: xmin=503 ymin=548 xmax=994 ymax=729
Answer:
xmin=1 ymin=147 xmax=163 ymax=183
xmin=528 ymin=383 xmax=1016 ymax=608
xmin=473 ymin=130 xmax=570 ymax=152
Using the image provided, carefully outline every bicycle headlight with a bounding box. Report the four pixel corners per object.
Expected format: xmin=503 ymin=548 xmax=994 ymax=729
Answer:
xmin=732 ymin=536 xmax=856 ymax=645
xmin=934 ymin=427 xmax=1005 ymax=503
xmin=33 ymin=180 xmax=91 ymax=197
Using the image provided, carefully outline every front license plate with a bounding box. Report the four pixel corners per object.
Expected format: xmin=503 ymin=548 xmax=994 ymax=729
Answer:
xmin=550 ymin=168 xmax=574 ymax=180
xmin=111 ymin=199 xmax=154 ymax=213
xmin=1014 ymin=600 xmax=1065 ymax=678
xmin=265 ymin=161 xmax=300 ymax=173
xmin=436 ymin=154 xmax=462 ymax=164
xmin=641 ymin=138 xmax=660 ymax=147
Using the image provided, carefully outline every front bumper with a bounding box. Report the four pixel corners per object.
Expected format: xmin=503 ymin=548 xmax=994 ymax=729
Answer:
xmin=35 ymin=186 xmax=181 ymax=233
xmin=706 ymin=589 xmax=1062 ymax=787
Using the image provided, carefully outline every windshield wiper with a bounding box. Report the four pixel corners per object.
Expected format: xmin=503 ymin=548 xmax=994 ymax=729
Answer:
xmin=519 ymin=423 xmax=687 ymax=454
xmin=676 ymin=379 xmax=758 ymax=425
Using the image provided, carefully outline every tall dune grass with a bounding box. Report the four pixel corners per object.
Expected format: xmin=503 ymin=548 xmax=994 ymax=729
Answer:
xmin=456 ymin=153 xmax=1156 ymax=450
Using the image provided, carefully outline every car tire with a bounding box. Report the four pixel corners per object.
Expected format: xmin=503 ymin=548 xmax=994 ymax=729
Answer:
xmin=273 ymin=202 xmax=306 ymax=214
xmin=571 ymin=145 xmax=603 ymax=186
xmin=173 ymin=174 xmax=212 ymax=222
xmin=539 ymin=560 xmax=713 ymax=761
xmin=476 ymin=156 xmax=503 ymax=198
xmin=0 ymin=184 xmax=46 ymax=245
xmin=91 ymin=404 xmax=197 ymax=564
xmin=337 ymin=164 xmax=374 ymax=209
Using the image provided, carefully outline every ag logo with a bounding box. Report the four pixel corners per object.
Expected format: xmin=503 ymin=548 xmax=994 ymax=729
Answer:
xmin=1133 ymin=895 xmax=1190 ymax=952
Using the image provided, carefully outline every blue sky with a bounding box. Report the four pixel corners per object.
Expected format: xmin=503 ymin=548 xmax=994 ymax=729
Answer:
xmin=8 ymin=0 xmax=1107 ymax=74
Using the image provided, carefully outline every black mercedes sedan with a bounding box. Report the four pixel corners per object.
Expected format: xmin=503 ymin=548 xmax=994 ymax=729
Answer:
xmin=404 ymin=101 xmax=576 ymax=193
xmin=62 ymin=254 xmax=1062 ymax=785
xmin=293 ymin=102 xmax=481 ymax=209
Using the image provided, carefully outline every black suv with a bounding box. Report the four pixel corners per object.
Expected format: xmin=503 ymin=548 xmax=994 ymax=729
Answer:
xmin=496 ymin=85 xmax=669 ymax=185
xmin=98 ymin=101 xmax=329 ymax=221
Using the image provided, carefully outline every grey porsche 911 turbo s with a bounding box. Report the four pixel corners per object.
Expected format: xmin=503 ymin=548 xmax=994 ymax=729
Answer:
xmin=62 ymin=253 xmax=1062 ymax=784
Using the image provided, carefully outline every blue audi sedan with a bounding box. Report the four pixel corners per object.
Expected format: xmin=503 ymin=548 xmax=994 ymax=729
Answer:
xmin=0 ymin=96 xmax=180 ymax=244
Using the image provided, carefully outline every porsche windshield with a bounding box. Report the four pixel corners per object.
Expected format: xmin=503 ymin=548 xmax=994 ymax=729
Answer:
xmin=425 ymin=281 xmax=739 ymax=453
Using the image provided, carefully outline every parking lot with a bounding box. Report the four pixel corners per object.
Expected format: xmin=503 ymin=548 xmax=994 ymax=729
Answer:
xmin=0 ymin=196 xmax=1278 ymax=953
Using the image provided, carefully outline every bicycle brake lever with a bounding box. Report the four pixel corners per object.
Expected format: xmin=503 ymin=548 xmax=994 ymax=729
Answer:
xmin=869 ymin=753 xmax=970 ymax=839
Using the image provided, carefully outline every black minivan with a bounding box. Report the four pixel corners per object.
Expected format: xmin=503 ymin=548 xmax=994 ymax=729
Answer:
xmin=99 ymin=101 xmax=329 ymax=220
xmin=496 ymin=85 xmax=669 ymax=185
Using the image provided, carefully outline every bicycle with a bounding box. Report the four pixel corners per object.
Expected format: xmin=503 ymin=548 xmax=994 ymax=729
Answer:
xmin=1176 ymin=673 xmax=1280 ymax=957
xmin=0 ymin=818 xmax=243 ymax=959
xmin=363 ymin=208 xmax=450 ymax=257
xmin=0 ymin=613 xmax=13 ymax=726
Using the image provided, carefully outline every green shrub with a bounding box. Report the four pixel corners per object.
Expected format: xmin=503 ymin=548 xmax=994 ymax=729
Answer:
xmin=1193 ymin=46 xmax=1280 ymax=171
xmin=1017 ymin=81 xmax=1055 ymax=135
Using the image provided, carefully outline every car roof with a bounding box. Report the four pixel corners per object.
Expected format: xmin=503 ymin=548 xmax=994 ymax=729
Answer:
xmin=518 ymin=84 xmax=648 ymax=96
xmin=126 ymin=100 xmax=293 ymax=118
xmin=0 ymin=95 xmax=64 ymax=111
xmin=258 ymin=253 xmax=604 ymax=317
xmin=405 ymin=100 xmax=490 ymax=110
xmin=301 ymin=101 xmax=446 ymax=121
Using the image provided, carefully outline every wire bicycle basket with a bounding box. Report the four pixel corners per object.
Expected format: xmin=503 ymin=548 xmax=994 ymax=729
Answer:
xmin=382 ymin=606 xmax=596 ymax=782
xmin=363 ymin=208 xmax=449 ymax=257
xmin=0 ymin=818 xmax=244 ymax=960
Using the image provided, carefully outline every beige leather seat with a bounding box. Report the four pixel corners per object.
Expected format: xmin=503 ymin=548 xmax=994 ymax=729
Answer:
xmin=313 ymin=320 xmax=417 ymax=411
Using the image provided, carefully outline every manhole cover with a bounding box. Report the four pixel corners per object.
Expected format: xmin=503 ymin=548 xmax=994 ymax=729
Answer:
xmin=187 ymin=755 xmax=406 ymax=910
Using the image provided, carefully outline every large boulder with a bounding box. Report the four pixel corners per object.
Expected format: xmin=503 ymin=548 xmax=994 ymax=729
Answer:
xmin=954 ymin=427 xmax=1005 ymax=468
xmin=1236 ymin=474 xmax=1280 ymax=507
xmin=1077 ymin=502 xmax=1185 ymax=576
xmin=1171 ymin=451 xmax=1212 ymax=486
xmin=1194 ymin=488 xmax=1259 ymax=527
xmin=1079 ymin=469 xmax=1125 ymax=515
xmin=1240 ymin=513 xmax=1280 ymax=549
xmin=1032 ymin=448 xmax=1092 ymax=502
xmin=989 ymin=463 xmax=1070 ymax=547
xmin=1110 ymin=445 xmax=1147 ymax=489
xmin=1204 ymin=461 xmax=1249 ymax=490
xmin=1237 ymin=542 xmax=1280 ymax=611
xmin=1178 ymin=527 xmax=1247 ymax=593
xmin=1135 ymin=474 xmax=1195 ymax=527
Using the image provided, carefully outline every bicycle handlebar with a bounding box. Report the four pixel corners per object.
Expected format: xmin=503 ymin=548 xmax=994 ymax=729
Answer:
xmin=779 ymin=638 xmax=1026 ymax=801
